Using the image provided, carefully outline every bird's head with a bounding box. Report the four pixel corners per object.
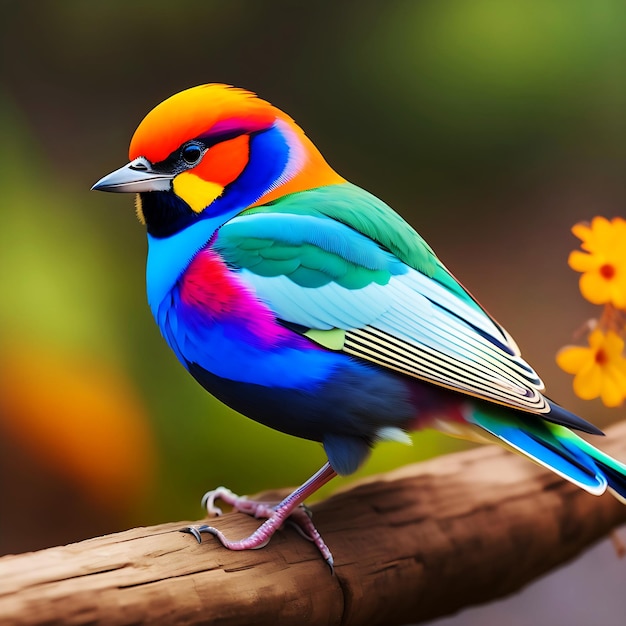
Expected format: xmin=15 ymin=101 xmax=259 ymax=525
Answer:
xmin=93 ymin=84 xmax=343 ymax=237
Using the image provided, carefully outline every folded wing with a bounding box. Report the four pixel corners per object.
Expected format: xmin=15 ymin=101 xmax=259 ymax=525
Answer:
xmin=214 ymin=184 xmax=556 ymax=416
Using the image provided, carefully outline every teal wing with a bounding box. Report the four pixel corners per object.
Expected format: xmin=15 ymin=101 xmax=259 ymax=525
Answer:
xmin=242 ymin=183 xmax=492 ymax=320
xmin=215 ymin=183 xmax=547 ymax=413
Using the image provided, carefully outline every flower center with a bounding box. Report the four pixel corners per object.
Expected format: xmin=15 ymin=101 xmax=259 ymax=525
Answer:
xmin=600 ymin=263 xmax=616 ymax=279
xmin=595 ymin=348 xmax=609 ymax=366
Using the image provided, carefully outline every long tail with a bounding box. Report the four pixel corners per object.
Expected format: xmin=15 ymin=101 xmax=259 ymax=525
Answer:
xmin=467 ymin=405 xmax=626 ymax=502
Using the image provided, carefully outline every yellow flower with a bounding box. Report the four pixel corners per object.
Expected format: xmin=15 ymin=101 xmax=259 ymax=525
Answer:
xmin=557 ymin=329 xmax=626 ymax=407
xmin=568 ymin=216 xmax=626 ymax=308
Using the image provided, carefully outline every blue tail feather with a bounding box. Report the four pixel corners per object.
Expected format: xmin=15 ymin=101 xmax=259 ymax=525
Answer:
xmin=469 ymin=406 xmax=610 ymax=495
xmin=550 ymin=424 xmax=626 ymax=502
xmin=598 ymin=462 xmax=626 ymax=501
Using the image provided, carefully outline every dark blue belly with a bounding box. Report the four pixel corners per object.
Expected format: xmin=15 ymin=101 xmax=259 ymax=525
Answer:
xmin=187 ymin=356 xmax=417 ymax=474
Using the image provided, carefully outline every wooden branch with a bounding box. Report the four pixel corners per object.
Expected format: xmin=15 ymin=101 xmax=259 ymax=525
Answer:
xmin=2 ymin=423 xmax=626 ymax=626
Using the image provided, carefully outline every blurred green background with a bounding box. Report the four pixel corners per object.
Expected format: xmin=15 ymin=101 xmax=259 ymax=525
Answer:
xmin=1 ymin=0 xmax=625 ymax=622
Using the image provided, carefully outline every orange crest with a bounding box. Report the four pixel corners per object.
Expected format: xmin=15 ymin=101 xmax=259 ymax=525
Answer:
xmin=129 ymin=84 xmax=279 ymax=162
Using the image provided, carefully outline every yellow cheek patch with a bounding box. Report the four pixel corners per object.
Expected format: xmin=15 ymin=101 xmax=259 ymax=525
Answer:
xmin=134 ymin=194 xmax=146 ymax=224
xmin=173 ymin=172 xmax=224 ymax=213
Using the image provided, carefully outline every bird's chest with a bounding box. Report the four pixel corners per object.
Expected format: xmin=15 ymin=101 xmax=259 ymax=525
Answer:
xmin=148 ymin=241 xmax=334 ymax=388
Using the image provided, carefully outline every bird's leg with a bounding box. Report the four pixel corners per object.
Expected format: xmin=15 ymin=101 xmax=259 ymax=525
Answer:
xmin=201 ymin=488 xmax=320 ymax=540
xmin=182 ymin=462 xmax=337 ymax=570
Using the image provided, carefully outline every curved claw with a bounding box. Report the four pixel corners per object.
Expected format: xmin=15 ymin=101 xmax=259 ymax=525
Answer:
xmin=201 ymin=487 xmax=239 ymax=517
xmin=180 ymin=525 xmax=208 ymax=544
xmin=182 ymin=523 xmax=271 ymax=550
xmin=326 ymin=555 xmax=335 ymax=576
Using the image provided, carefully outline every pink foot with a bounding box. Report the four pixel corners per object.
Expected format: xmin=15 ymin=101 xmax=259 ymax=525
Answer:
xmin=182 ymin=463 xmax=337 ymax=572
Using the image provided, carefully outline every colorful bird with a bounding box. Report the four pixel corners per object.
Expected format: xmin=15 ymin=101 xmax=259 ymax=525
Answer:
xmin=93 ymin=84 xmax=626 ymax=568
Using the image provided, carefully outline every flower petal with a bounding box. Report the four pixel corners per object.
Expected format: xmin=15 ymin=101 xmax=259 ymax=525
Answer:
xmin=556 ymin=346 xmax=592 ymax=374
xmin=573 ymin=363 xmax=603 ymax=400
xmin=603 ymin=330 xmax=625 ymax=358
xmin=600 ymin=375 xmax=625 ymax=407
xmin=588 ymin=329 xmax=607 ymax=350
xmin=606 ymin=363 xmax=626 ymax=395
xmin=609 ymin=277 xmax=626 ymax=309
xmin=568 ymin=250 xmax=599 ymax=272
xmin=572 ymin=222 xmax=592 ymax=243
xmin=579 ymin=271 xmax=612 ymax=305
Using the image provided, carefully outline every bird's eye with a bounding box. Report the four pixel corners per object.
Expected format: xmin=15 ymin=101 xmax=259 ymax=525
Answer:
xmin=181 ymin=143 xmax=203 ymax=165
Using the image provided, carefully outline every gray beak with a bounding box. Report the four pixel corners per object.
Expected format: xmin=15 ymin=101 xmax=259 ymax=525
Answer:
xmin=91 ymin=157 xmax=173 ymax=193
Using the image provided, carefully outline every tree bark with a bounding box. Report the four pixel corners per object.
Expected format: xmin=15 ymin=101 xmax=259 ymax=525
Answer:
xmin=1 ymin=422 xmax=626 ymax=626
